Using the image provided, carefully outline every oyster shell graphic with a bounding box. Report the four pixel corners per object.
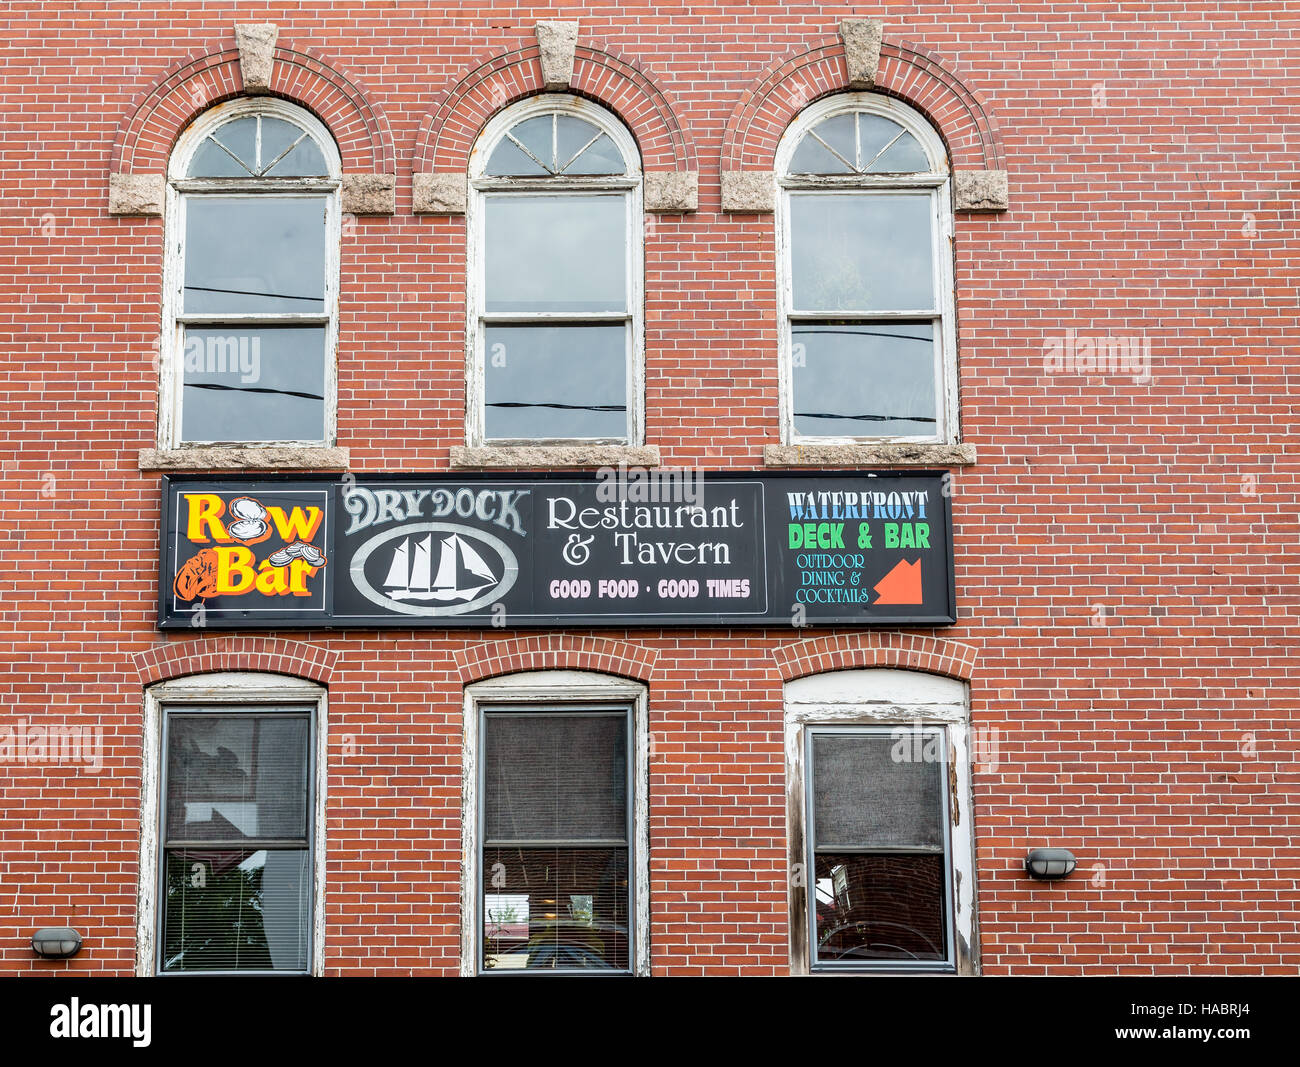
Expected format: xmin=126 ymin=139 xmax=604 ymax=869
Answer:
xmin=268 ymin=540 xmax=328 ymax=567
xmin=225 ymin=496 xmax=269 ymax=545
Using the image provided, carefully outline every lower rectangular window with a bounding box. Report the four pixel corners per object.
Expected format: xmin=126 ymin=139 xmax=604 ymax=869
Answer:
xmin=158 ymin=705 xmax=314 ymax=974
xmin=479 ymin=706 xmax=632 ymax=973
xmin=806 ymin=725 xmax=954 ymax=971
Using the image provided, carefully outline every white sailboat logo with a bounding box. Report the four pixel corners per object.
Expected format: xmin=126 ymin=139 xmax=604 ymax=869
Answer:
xmin=381 ymin=532 xmax=498 ymax=602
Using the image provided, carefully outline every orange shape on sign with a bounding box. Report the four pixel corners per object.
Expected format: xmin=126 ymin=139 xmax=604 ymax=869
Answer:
xmin=873 ymin=558 xmax=923 ymax=605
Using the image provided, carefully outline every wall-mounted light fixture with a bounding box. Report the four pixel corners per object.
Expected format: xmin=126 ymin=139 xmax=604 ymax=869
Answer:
xmin=31 ymin=927 xmax=83 ymax=959
xmin=1024 ymin=848 xmax=1077 ymax=880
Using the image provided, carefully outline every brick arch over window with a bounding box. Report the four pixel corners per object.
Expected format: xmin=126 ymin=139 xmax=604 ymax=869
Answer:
xmin=773 ymin=633 xmax=978 ymax=683
xmin=454 ymin=635 xmax=658 ymax=685
xmin=413 ymin=40 xmax=694 ymax=174
xmin=133 ymin=638 xmax=339 ymax=686
xmin=111 ymin=41 xmax=395 ymax=175
xmin=722 ymin=37 xmax=1005 ymax=173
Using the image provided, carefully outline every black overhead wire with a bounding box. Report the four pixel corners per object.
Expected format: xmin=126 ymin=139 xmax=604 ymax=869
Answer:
xmin=186 ymin=383 xmax=324 ymax=401
xmin=184 ymin=285 xmax=323 ymax=303
xmin=488 ymin=402 xmax=626 ymax=411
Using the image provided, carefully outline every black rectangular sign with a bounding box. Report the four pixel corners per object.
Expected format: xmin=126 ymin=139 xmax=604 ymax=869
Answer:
xmin=159 ymin=471 xmax=955 ymax=628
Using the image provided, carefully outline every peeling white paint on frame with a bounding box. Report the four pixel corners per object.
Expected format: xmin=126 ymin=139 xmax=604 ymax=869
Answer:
xmin=460 ymin=670 xmax=651 ymax=976
xmin=135 ymin=672 xmax=328 ymax=976
xmin=783 ymin=668 xmax=979 ymax=976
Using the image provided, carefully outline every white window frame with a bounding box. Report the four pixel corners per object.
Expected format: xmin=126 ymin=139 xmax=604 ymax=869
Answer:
xmin=136 ymin=672 xmax=328 ymax=976
xmin=465 ymin=94 xmax=645 ymax=447
xmin=460 ymin=670 xmax=650 ymax=976
xmin=784 ymin=669 xmax=978 ymax=975
xmin=160 ymin=97 xmax=342 ymax=450
xmin=775 ymin=93 xmax=958 ymax=446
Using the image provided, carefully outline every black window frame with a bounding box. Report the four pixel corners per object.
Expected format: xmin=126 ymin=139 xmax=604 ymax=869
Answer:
xmin=476 ymin=701 xmax=636 ymax=976
xmin=156 ymin=701 xmax=316 ymax=976
xmin=804 ymin=722 xmax=957 ymax=974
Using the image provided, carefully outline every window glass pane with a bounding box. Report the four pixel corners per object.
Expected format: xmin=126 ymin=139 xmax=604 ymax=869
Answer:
xmin=855 ymin=113 xmax=904 ymax=163
xmin=165 ymin=714 xmax=310 ymax=841
xmin=265 ymin=139 xmax=328 ymax=177
xmin=482 ymin=848 xmax=629 ymax=971
xmin=564 ymin=133 xmax=625 ymax=175
xmin=162 ymin=849 xmax=309 ymax=972
xmin=484 ymin=324 xmax=627 ymax=441
xmin=811 ymin=731 xmax=943 ymax=849
xmin=195 ymin=117 xmax=258 ymax=177
xmin=484 ymin=194 xmax=626 ymax=313
xmin=189 ymin=137 xmax=253 ymax=178
xmin=790 ymin=114 xmax=857 ymax=174
xmin=261 ymin=117 xmax=329 ymax=177
xmin=789 ymin=133 xmax=853 ymax=175
xmin=792 ymin=321 xmax=936 ymax=437
xmin=181 ymin=326 xmax=326 ymax=443
xmin=552 ymin=115 xmax=626 ymax=174
xmin=867 ymin=130 xmax=930 ymax=173
xmin=217 ymin=118 xmax=258 ymax=168
xmin=813 ymin=853 xmax=946 ymax=963
xmin=822 ymin=113 xmax=860 ymax=165
xmin=183 ymin=196 xmax=327 ymax=314
xmin=789 ymin=193 xmax=934 ymax=312
xmin=507 ymin=115 xmax=556 ymax=170
xmin=554 ymin=115 xmax=601 ymax=170
xmin=258 ymin=117 xmax=300 ymax=169
xmin=484 ymin=713 xmax=627 ymax=841
xmin=485 ymin=137 xmax=550 ymax=176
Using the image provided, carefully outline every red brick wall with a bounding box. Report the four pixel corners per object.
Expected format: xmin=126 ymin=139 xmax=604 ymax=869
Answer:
xmin=1 ymin=2 xmax=1297 ymax=976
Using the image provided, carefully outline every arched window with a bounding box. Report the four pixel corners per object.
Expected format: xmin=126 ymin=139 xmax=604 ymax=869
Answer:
xmin=468 ymin=96 xmax=643 ymax=445
xmin=161 ymin=99 xmax=341 ymax=449
xmin=776 ymin=95 xmax=956 ymax=444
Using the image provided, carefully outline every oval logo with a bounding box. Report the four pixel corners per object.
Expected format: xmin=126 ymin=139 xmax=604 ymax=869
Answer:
xmin=349 ymin=522 xmax=518 ymax=616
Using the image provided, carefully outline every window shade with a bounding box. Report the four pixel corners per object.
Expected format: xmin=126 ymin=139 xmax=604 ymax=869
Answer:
xmin=811 ymin=732 xmax=943 ymax=849
xmin=166 ymin=714 xmax=310 ymax=842
xmin=484 ymin=713 xmax=627 ymax=842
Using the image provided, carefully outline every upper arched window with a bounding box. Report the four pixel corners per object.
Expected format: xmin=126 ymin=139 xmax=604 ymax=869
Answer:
xmin=467 ymin=96 xmax=643 ymax=445
xmin=161 ymin=99 xmax=341 ymax=450
xmin=776 ymin=95 xmax=956 ymax=444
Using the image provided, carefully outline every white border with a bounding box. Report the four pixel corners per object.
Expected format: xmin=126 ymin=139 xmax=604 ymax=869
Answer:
xmin=774 ymin=93 xmax=959 ymax=446
xmin=160 ymin=98 xmax=342 ymax=451
xmin=460 ymin=670 xmax=650 ymax=976
xmin=465 ymin=95 xmax=645 ymax=447
xmin=783 ymin=668 xmax=979 ymax=975
xmin=136 ymin=671 xmax=328 ymax=976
